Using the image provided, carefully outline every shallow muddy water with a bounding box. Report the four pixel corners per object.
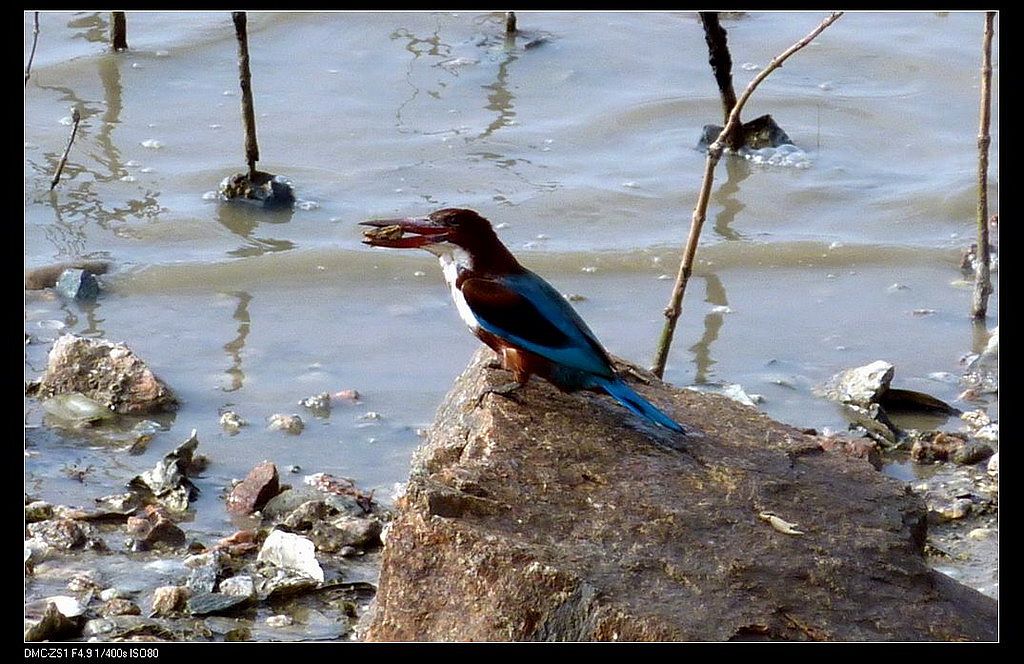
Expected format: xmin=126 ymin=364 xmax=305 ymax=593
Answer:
xmin=25 ymin=10 xmax=998 ymax=623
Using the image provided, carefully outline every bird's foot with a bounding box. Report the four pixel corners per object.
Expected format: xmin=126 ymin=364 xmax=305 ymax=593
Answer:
xmin=475 ymin=380 xmax=525 ymax=408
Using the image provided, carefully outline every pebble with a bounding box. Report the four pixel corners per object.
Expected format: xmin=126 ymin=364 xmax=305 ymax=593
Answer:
xmin=99 ymin=588 xmax=129 ymax=602
xmin=99 ymin=598 xmax=141 ymax=617
xmin=334 ymin=389 xmax=360 ymax=402
xmin=932 ymin=498 xmax=973 ymax=521
xmin=218 ymin=575 xmax=256 ymax=599
xmin=987 ymin=453 xmax=998 ymax=478
xmin=220 ymin=410 xmax=246 ymax=432
xmin=28 ymin=518 xmax=93 ymax=550
xmin=968 ymin=528 xmax=994 ymax=541
xmin=67 ymin=571 xmax=102 ymax=594
xmin=257 ymin=530 xmax=325 ymax=582
xmin=266 ymin=614 xmax=294 ymax=628
xmin=25 ymin=501 xmax=54 ymax=523
xmin=151 ymin=585 xmax=191 ymax=616
xmin=299 ymin=392 xmax=332 ymax=412
xmin=268 ymin=413 xmax=304 ymax=434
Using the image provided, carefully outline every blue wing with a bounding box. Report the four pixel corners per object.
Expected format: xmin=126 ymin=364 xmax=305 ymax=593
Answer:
xmin=460 ymin=271 xmax=615 ymax=379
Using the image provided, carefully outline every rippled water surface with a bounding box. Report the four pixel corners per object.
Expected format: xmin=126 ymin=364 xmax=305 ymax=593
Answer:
xmin=25 ymin=10 xmax=998 ymax=604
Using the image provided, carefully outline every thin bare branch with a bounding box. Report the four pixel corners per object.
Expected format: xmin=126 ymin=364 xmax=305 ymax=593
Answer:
xmin=25 ymin=11 xmax=40 ymax=87
xmin=652 ymin=12 xmax=843 ymax=378
xmin=971 ymin=12 xmax=995 ymax=320
xmin=50 ymin=108 xmax=82 ymax=191
xmin=699 ymin=12 xmax=742 ymax=150
xmin=233 ymin=11 xmax=260 ymax=178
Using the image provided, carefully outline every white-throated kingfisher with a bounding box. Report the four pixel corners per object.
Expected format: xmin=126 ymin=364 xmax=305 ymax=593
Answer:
xmin=360 ymin=208 xmax=685 ymax=434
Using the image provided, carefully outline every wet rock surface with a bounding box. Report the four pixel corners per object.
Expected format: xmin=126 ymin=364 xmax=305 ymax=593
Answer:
xmin=31 ymin=334 xmax=177 ymax=415
xmin=24 ymin=454 xmax=385 ymax=641
xmin=226 ymin=461 xmax=281 ymax=516
xmin=364 ymin=349 xmax=996 ymax=642
xmin=219 ymin=171 xmax=296 ymax=208
xmin=127 ymin=430 xmax=202 ymax=512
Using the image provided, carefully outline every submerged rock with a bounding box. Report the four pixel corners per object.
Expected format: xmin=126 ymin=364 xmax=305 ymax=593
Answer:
xmin=219 ymin=410 xmax=247 ymax=433
xmin=268 ymin=413 xmax=304 ymax=434
xmin=699 ymin=114 xmax=793 ymax=151
xmin=363 ymin=348 xmax=996 ymax=642
xmin=219 ymin=171 xmax=295 ymax=208
xmin=299 ymin=392 xmax=332 ymax=414
xmin=32 ymin=334 xmax=177 ymax=414
xmin=55 ymin=268 xmax=100 ymax=302
xmin=41 ymin=392 xmax=116 ymax=426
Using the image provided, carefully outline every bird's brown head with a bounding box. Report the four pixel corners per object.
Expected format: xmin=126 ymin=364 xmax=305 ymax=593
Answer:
xmin=360 ymin=208 xmax=519 ymax=270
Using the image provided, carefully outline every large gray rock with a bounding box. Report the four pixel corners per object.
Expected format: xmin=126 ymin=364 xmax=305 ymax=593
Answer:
xmin=363 ymin=349 xmax=996 ymax=642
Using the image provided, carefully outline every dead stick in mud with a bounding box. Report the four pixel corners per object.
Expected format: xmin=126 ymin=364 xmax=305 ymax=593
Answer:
xmin=49 ymin=107 xmax=81 ymax=191
xmin=699 ymin=12 xmax=743 ymax=150
xmin=233 ymin=11 xmax=260 ymax=179
xmin=971 ymin=12 xmax=995 ymax=320
xmin=111 ymin=12 xmax=127 ymax=51
xmin=651 ymin=12 xmax=843 ymax=379
xmin=25 ymin=11 xmax=40 ymax=86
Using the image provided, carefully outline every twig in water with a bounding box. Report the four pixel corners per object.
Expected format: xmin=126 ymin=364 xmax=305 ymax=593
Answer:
xmin=233 ymin=11 xmax=260 ymax=179
xmin=50 ymin=107 xmax=82 ymax=191
xmin=971 ymin=12 xmax=995 ymax=320
xmin=651 ymin=12 xmax=843 ymax=379
xmin=111 ymin=12 xmax=127 ymax=51
xmin=25 ymin=11 xmax=40 ymax=87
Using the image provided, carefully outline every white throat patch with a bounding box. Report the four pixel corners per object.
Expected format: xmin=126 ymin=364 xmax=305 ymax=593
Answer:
xmin=430 ymin=245 xmax=479 ymax=331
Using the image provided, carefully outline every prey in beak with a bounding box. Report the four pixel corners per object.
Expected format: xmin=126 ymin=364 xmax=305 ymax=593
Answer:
xmin=360 ymin=217 xmax=450 ymax=249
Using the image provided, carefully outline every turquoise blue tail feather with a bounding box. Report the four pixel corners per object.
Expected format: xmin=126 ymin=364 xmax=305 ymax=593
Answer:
xmin=598 ymin=377 xmax=685 ymax=433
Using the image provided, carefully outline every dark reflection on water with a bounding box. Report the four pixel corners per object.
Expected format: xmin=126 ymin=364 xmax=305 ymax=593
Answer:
xmin=33 ymin=41 xmax=162 ymax=258
xmin=95 ymin=53 xmax=126 ymax=182
xmin=688 ymin=273 xmax=728 ymax=384
xmin=66 ymin=11 xmax=106 ymax=44
xmin=69 ymin=298 xmax=105 ymax=338
xmin=713 ymin=155 xmax=752 ymax=241
xmin=477 ymin=35 xmax=517 ymax=140
xmin=222 ymin=291 xmax=252 ymax=392
xmin=216 ymin=202 xmax=296 ymax=258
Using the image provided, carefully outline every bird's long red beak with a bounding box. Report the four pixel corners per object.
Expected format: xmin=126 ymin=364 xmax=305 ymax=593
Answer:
xmin=359 ymin=216 xmax=450 ymax=249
